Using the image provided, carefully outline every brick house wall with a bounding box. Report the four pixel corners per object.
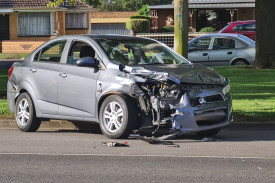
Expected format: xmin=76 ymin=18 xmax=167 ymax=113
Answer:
xmin=2 ymin=11 xmax=92 ymax=53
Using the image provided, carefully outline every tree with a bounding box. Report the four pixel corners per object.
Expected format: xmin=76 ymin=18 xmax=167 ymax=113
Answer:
xmin=254 ymin=0 xmax=275 ymax=69
xmin=82 ymin=0 xmax=100 ymax=7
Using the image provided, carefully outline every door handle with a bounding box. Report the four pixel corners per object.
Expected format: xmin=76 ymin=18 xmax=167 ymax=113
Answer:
xmin=227 ymin=52 xmax=233 ymax=55
xmin=203 ymin=53 xmax=208 ymax=56
xmin=59 ymin=73 xmax=67 ymax=78
xmin=30 ymin=68 xmax=37 ymax=73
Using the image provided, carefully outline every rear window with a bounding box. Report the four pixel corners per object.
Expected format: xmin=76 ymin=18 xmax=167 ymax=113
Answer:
xmin=239 ymin=35 xmax=255 ymax=45
xmin=219 ymin=24 xmax=231 ymax=32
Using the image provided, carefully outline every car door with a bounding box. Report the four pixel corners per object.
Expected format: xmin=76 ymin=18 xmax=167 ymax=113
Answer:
xmin=57 ymin=39 xmax=102 ymax=119
xmin=188 ymin=37 xmax=211 ymax=64
xmin=28 ymin=39 xmax=67 ymax=115
xmin=208 ymin=38 xmax=237 ymax=66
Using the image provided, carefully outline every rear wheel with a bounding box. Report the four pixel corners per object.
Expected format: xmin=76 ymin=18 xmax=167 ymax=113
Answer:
xmin=232 ymin=59 xmax=248 ymax=66
xmin=99 ymin=95 xmax=136 ymax=139
xmin=15 ymin=93 xmax=41 ymax=132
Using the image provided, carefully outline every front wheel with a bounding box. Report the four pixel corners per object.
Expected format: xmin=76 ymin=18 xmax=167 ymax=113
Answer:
xmin=99 ymin=95 xmax=137 ymax=139
xmin=15 ymin=93 xmax=41 ymax=132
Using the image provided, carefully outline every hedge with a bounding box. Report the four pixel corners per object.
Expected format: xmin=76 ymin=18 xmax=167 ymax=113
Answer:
xmin=126 ymin=19 xmax=150 ymax=33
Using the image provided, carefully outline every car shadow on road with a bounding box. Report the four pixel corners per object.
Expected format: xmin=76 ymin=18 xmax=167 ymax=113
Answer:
xmin=38 ymin=122 xmax=275 ymax=142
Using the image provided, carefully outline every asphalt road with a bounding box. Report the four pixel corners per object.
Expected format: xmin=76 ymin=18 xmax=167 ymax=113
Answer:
xmin=0 ymin=61 xmax=18 ymax=69
xmin=0 ymin=125 xmax=275 ymax=182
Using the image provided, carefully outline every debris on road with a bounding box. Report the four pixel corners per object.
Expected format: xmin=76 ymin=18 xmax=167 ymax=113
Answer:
xmin=137 ymin=136 xmax=180 ymax=147
xmin=202 ymin=137 xmax=215 ymax=142
xmin=102 ymin=142 xmax=129 ymax=147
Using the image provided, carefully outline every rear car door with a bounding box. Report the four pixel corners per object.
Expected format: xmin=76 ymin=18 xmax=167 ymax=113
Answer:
xmin=57 ymin=39 xmax=101 ymax=119
xmin=188 ymin=37 xmax=211 ymax=64
xmin=208 ymin=38 xmax=236 ymax=66
xmin=29 ymin=40 xmax=67 ymax=115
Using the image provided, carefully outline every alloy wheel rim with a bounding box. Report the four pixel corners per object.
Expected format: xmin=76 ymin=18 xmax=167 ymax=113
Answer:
xmin=103 ymin=101 xmax=124 ymax=133
xmin=235 ymin=61 xmax=245 ymax=65
xmin=17 ymin=99 xmax=30 ymax=126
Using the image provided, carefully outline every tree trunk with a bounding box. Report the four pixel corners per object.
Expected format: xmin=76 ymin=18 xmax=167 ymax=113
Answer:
xmin=174 ymin=0 xmax=189 ymax=58
xmin=254 ymin=0 xmax=275 ymax=69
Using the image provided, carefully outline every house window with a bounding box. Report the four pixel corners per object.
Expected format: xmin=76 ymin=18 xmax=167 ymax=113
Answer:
xmin=65 ymin=13 xmax=87 ymax=29
xmin=18 ymin=12 xmax=51 ymax=36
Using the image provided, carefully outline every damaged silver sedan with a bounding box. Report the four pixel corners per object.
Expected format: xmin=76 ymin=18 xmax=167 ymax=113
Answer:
xmin=7 ymin=35 xmax=232 ymax=139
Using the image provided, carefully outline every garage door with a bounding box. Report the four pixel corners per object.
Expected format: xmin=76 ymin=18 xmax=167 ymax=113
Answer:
xmin=91 ymin=23 xmax=131 ymax=36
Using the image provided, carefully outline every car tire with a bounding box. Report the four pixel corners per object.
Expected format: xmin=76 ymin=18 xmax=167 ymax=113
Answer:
xmin=232 ymin=59 xmax=248 ymax=66
xmin=196 ymin=128 xmax=221 ymax=137
xmin=15 ymin=93 xmax=41 ymax=132
xmin=99 ymin=95 xmax=136 ymax=139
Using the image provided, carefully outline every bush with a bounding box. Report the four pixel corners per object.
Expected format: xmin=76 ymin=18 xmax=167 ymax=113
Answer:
xmin=126 ymin=19 xmax=150 ymax=33
xmin=159 ymin=26 xmax=174 ymax=33
xmin=130 ymin=15 xmax=150 ymax=20
xmin=199 ymin=27 xmax=216 ymax=33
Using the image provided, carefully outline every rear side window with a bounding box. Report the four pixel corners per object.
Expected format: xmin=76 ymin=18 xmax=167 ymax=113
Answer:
xmin=233 ymin=23 xmax=256 ymax=31
xmin=34 ymin=40 xmax=67 ymax=63
xmin=212 ymin=38 xmax=235 ymax=49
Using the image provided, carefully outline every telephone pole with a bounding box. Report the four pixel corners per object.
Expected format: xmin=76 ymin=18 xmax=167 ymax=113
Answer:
xmin=174 ymin=0 xmax=189 ymax=58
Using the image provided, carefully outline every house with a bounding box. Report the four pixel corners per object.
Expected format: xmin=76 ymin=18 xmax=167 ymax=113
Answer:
xmin=149 ymin=0 xmax=255 ymax=32
xmin=91 ymin=11 xmax=137 ymax=36
xmin=0 ymin=0 xmax=95 ymax=53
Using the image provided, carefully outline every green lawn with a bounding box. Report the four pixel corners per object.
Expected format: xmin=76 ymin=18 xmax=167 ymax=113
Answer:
xmin=213 ymin=66 xmax=275 ymax=122
xmin=0 ymin=67 xmax=275 ymax=121
xmin=0 ymin=53 xmax=28 ymax=59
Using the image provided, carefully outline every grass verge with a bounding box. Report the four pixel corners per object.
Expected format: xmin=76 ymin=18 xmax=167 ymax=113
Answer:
xmin=0 ymin=53 xmax=28 ymax=60
xmin=0 ymin=67 xmax=275 ymax=121
xmin=213 ymin=66 xmax=275 ymax=122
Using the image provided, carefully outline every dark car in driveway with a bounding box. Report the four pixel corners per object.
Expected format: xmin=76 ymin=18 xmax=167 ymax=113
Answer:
xmin=7 ymin=35 xmax=232 ymax=139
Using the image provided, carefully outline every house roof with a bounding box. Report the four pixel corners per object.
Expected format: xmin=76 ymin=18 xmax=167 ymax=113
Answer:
xmin=0 ymin=0 xmax=93 ymax=10
xmin=149 ymin=0 xmax=255 ymax=9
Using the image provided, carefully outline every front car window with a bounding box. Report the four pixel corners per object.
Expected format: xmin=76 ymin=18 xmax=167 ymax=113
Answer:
xmin=189 ymin=38 xmax=211 ymax=50
xmin=95 ymin=38 xmax=189 ymax=66
xmin=34 ymin=40 xmax=67 ymax=63
xmin=67 ymin=41 xmax=99 ymax=65
xmin=212 ymin=38 xmax=235 ymax=49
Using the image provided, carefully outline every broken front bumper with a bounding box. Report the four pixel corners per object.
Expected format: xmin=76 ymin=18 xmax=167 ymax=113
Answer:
xmin=171 ymin=94 xmax=232 ymax=133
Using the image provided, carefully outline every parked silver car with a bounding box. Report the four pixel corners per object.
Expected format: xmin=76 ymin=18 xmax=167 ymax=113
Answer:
xmin=188 ymin=33 xmax=255 ymax=66
xmin=7 ymin=35 xmax=232 ymax=139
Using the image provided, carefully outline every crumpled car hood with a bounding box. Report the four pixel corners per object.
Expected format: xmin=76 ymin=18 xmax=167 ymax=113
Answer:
xmin=133 ymin=63 xmax=226 ymax=85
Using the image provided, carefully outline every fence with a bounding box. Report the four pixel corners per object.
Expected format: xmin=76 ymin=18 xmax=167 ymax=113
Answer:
xmin=136 ymin=32 xmax=213 ymax=48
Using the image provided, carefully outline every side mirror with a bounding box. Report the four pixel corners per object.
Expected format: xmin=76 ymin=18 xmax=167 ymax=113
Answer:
xmin=76 ymin=57 xmax=98 ymax=68
xmin=188 ymin=47 xmax=197 ymax=52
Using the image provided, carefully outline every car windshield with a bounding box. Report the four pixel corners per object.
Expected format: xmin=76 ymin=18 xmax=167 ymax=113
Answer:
xmin=239 ymin=35 xmax=255 ymax=45
xmin=95 ymin=38 xmax=189 ymax=66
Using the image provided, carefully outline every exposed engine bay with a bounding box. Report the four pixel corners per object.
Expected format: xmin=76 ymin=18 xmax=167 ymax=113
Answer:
xmin=122 ymin=65 xmax=232 ymax=136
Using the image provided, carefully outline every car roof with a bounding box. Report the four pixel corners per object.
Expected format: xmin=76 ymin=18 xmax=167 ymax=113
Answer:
xmin=228 ymin=20 xmax=256 ymax=24
xmin=195 ymin=33 xmax=240 ymax=39
xmin=55 ymin=34 xmax=154 ymax=41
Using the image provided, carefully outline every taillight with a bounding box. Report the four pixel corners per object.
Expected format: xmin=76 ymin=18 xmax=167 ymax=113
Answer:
xmin=8 ymin=66 xmax=14 ymax=80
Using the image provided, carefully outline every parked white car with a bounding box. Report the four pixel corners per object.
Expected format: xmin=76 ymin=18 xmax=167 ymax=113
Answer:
xmin=188 ymin=33 xmax=255 ymax=66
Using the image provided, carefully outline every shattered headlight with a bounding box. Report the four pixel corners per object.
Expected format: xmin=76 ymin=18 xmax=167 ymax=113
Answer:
xmin=222 ymin=83 xmax=230 ymax=96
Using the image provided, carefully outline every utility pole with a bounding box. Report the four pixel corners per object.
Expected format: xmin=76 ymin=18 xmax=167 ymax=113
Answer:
xmin=174 ymin=0 xmax=189 ymax=58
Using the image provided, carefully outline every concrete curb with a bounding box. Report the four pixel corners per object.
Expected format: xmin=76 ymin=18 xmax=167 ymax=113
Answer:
xmin=1 ymin=119 xmax=275 ymax=131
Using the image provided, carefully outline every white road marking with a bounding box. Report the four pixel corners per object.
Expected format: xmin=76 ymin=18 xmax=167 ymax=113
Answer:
xmin=0 ymin=152 xmax=275 ymax=160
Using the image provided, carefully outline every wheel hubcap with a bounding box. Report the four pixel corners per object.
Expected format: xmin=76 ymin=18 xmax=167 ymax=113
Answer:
xmin=103 ymin=102 xmax=124 ymax=133
xmin=17 ymin=99 xmax=30 ymax=126
xmin=235 ymin=61 xmax=245 ymax=65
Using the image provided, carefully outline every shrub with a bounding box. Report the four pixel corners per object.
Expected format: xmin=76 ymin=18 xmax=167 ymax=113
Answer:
xmin=159 ymin=26 xmax=174 ymax=33
xmin=130 ymin=15 xmax=150 ymax=20
xmin=126 ymin=19 xmax=150 ymax=33
xmin=199 ymin=27 xmax=216 ymax=33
